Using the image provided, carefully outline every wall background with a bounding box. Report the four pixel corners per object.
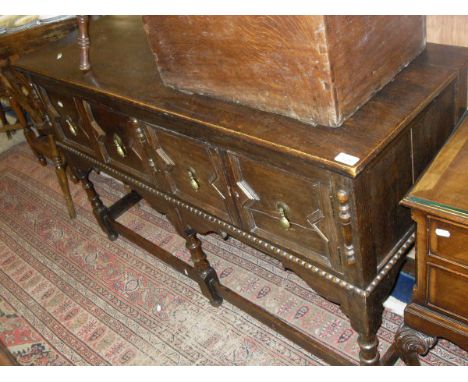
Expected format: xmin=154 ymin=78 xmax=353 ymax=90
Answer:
xmin=426 ymin=16 xmax=468 ymax=47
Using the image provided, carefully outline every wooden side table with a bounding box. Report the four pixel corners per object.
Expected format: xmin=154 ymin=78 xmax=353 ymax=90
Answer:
xmin=0 ymin=18 xmax=77 ymax=219
xmin=390 ymin=114 xmax=468 ymax=365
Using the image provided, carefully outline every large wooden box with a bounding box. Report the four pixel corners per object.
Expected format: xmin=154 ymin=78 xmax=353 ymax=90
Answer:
xmin=142 ymin=16 xmax=426 ymax=127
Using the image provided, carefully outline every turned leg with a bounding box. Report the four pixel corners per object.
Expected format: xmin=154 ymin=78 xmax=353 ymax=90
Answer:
xmin=74 ymin=167 xmax=118 ymax=240
xmin=184 ymin=228 xmax=223 ymax=307
xmin=357 ymin=330 xmax=380 ymax=366
xmin=48 ymin=135 xmax=76 ymax=219
xmin=53 ymin=155 xmax=76 ymax=219
xmin=393 ymin=325 xmax=437 ymax=366
xmin=346 ymin=294 xmax=383 ymax=366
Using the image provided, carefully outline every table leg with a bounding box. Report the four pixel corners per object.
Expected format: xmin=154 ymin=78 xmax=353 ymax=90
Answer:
xmin=49 ymin=135 xmax=76 ymax=219
xmin=74 ymin=167 xmax=117 ymax=240
xmin=348 ymin=295 xmax=384 ymax=366
xmin=184 ymin=228 xmax=223 ymax=307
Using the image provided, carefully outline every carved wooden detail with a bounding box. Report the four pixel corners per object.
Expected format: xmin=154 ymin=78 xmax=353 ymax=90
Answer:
xmin=394 ymin=325 xmax=437 ymax=365
xmin=227 ymin=152 xmax=338 ymax=267
xmin=337 ymin=189 xmax=356 ymax=265
xmin=148 ymin=127 xmax=233 ymax=222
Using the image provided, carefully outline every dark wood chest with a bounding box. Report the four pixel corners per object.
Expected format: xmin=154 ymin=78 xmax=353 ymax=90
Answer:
xmin=142 ymin=16 xmax=426 ymax=127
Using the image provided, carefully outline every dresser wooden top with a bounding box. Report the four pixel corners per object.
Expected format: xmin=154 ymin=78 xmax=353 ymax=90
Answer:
xmin=0 ymin=18 xmax=76 ymax=60
xmin=12 ymin=16 xmax=468 ymax=177
xmin=403 ymin=114 xmax=468 ymax=223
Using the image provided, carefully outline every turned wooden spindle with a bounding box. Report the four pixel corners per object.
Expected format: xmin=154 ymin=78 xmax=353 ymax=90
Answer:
xmin=337 ymin=189 xmax=356 ymax=265
xmin=77 ymin=15 xmax=90 ymax=71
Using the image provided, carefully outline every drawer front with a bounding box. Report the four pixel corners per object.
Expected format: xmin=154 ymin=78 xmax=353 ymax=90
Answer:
xmin=429 ymin=218 xmax=468 ymax=267
xmin=227 ymin=153 xmax=339 ymax=268
xmin=84 ymin=102 xmax=160 ymax=184
xmin=428 ymin=265 xmax=468 ymax=323
xmin=148 ymin=126 xmax=234 ymax=223
xmin=39 ymin=88 xmax=97 ymax=156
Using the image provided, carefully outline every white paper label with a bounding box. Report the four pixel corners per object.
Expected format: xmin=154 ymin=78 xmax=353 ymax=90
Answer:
xmin=435 ymin=228 xmax=450 ymax=238
xmin=334 ymin=152 xmax=360 ymax=166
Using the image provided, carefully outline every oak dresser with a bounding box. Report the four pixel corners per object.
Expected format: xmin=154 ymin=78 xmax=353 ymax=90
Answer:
xmin=10 ymin=16 xmax=468 ymax=365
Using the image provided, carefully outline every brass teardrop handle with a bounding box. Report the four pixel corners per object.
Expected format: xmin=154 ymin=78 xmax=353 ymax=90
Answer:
xmin=113 ymin=133 xmax=127 ymax=158
xmin=65 ymin=118 xmax=78 ymax=136
xmin=278 ymin=205 xmax=291 ymax=230
xmin=187 ymin=169 xmax=200 ymax=191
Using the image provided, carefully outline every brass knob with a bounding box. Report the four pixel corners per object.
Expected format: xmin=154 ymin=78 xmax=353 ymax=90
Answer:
xmin=187 ymin=169 xmax=199 ymax=191
xmin=113 ymin=134 xmax=126 ymax=158
xmin=65 ymin=118 xmax=78 ymax=136
xmin=278 ymin=206 xmax=290 ymax=230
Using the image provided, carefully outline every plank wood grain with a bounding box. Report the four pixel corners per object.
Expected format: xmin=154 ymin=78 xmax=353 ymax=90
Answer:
xmin=427 ymin=16 xmax=468 ymax=48
xmin=143 ymin=16 xmax=425 ymax=127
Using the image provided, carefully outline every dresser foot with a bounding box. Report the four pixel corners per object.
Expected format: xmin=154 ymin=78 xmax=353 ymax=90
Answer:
xmin=75 ymin=168 xmax=118 ymax=240
xmin=347 ymin=296 xmax=383 ymax=366
xmin=357 ymin=332 xmax=380 ymax=366
xmin=393 ymin=325 xmax=437 ymax=366
xmin=198 ymin=266 xmax=223 ymax=307
xmin=185 ymin=229 xmax=223 ymax=307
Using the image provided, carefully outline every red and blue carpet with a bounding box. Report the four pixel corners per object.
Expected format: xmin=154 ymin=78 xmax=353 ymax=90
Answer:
xmin=0 ymin=143 xmax=467 ymax=365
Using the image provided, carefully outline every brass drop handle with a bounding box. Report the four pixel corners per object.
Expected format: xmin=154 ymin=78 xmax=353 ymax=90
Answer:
xmin=113 ymin=134 xmax=127 ymax=158
xmin=65 ymin=118 xmax=78 ymax=136
xmin=278 ymin=206 xmax=291 ymax=230
xmin=187 ymin=169 xmax=200 ymax=191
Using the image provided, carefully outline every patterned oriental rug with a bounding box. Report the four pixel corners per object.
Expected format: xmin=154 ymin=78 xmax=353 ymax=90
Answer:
xmin=0 ymin=143 xmax=467 ymax=366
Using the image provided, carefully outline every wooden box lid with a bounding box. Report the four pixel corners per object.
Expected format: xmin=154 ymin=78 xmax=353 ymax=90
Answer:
xmin=142 ymin=16 xmax=426 ymax=127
